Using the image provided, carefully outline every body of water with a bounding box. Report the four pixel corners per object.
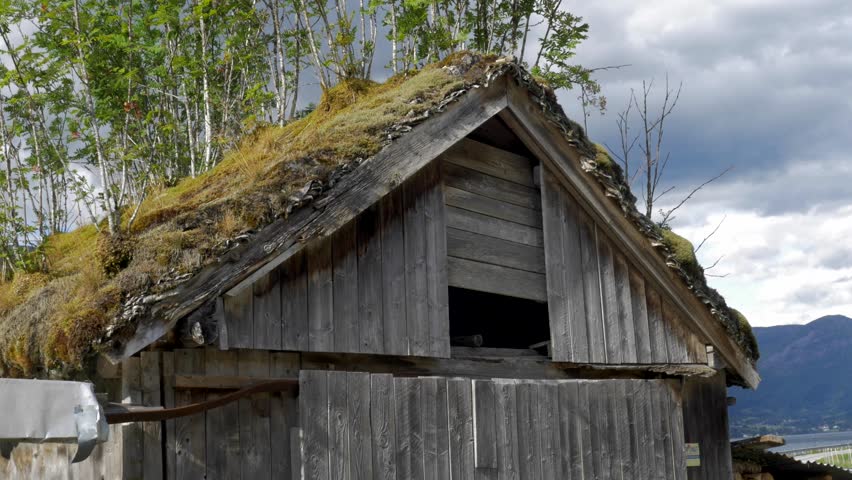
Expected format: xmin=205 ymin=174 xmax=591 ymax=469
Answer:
xmin=770 ymin=431 xmax=852 ymax=453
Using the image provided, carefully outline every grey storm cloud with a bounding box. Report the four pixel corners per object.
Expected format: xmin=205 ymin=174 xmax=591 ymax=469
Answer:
xmin=556 ymin=0 xmax=852 ymax=200
xmin=554 ymin=1 xmax=852 ymax=325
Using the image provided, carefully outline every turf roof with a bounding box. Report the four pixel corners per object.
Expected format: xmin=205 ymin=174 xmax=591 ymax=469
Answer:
xmin=0 ymin=53 xmax=758 ymax=378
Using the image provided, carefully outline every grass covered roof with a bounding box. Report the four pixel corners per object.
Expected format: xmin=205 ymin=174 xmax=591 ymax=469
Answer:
xmin=0 ymin=53 xmax=758 ymax=378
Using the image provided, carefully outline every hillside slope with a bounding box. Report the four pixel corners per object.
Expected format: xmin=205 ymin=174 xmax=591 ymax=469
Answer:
xmin=730 ymin=315 xmax=852 ymax=437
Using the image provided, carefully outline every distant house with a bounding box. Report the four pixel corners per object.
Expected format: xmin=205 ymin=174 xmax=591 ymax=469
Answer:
xmin=1 ymin=55 xmax=759 ymax=479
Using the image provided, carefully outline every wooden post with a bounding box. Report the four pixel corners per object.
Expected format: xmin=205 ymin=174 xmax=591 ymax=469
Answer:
xmin=121 ymin=356 xmax=144 ymax=480
xmin=141 ymin=352 xmax=163 ymax=480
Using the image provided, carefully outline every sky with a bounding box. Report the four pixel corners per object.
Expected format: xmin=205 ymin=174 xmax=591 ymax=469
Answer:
xmin=7 ymin=2 xmax=849 ymax=327
xmin=549 ymin=0 xmax=852 ymax=327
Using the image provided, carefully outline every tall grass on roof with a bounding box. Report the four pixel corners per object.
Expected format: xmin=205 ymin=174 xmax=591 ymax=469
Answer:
xmin=0 ymin=60 xmax=471 ymax=378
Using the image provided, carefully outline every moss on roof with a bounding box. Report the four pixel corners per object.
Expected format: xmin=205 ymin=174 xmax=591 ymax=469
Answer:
xmin=0 ymin=52 xmax=759 ymax=378
xmin=729 ymin=308 xmax=759 ymax=361
xmin=660 ymin=228 xmax=703 ymax=281
xmin=0 ymin=56 xmax=483 ymax=378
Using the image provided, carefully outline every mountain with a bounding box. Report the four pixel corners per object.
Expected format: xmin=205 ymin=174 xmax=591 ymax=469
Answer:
xmin=728 ymin=315 xmax=852 ymax=438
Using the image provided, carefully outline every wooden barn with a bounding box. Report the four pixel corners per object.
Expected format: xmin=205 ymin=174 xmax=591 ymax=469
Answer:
xmin=1 ymin=55 xmax=760 ymax=479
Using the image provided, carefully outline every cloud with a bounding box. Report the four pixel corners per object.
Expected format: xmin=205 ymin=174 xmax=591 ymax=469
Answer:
xmin=552 ymin=1 xmax=852 ymax=326
xmin=558 ymin=0 xmax=852 ymax=181
xmin=661 ymin=171 xmax=852 ymax=326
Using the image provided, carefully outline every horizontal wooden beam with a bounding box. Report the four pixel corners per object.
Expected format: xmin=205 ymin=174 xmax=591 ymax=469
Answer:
xmin=104 ymin=379 xmax=298 ymax=423
xmin=300 ymin=351 xmax=719 ymax=381
xmin=174 ymin=375 xmax=298 ymax=390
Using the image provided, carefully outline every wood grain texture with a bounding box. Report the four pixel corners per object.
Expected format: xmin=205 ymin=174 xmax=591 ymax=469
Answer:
xmin=473 ymin=380 xmax=498 ymax=469
xmin=301 ymin=370 xmax=330 ymax=480
xmin=174 ymin=350 xmax=205 ymax=480
xmin=629 ymin=271 xmax=653 ymax=364
xmin=553 ymin=179 xmax=589 ymax=363
xmin=537 ymin=382 xmax=562 ymax=479
xmin=204 ymin=349 xmax=240 ymax=480
xmin=224 ymin=286 xmax=253 ymax=348
xmin=448 ymin=378 xmax=475 ymax=480
xmin=332 ymin=221 xmax=360 ymax=354
xmin=615 ymin=381 xmax=634 ymax=478
xmin=683 ymin=374 xmax=733 ymax=480
xmin=598 ymin=237 xmax=623 ymax=364
xmin=424 ymin=164 xmax=450 ymax=358
xmin=578 ymin=216 xmax=606 ymax=363
xmin=541 ymin=172 xmax=570 ymax=362
xmin=347 ymin=372 xmax=374 ymax=480
xmin=370 ymin=374 xmax=397 ymax=480
xmin=495 ymin=381 xmax=520 ymax=480
xmin=270 ymin=353 xmax=299 ymax=480
xmin=121 ymin=356 xmax=143 ymax=480
xmin=646 ymin=287 xmax=669 ymax=364
xmin=662 ymin=299 xmax=690 ymax=364
xmin=238 ymin=350 xmax=272 ymax=480
xmin=422 ymin=378 xmax=439 ymax=480
xmin=447 ymin=227 xmax=544 ymax=274
xmin=558 ymin=381 xmax=583 ymax=480
xmin=308 ymin=241 xmax=334 ymax=352
xmin=328 ymin=370 xmax=349 ymax=480
xmin=254 ymin=267 xmax=282 ymax=350
xmin=444 ymin=162 xmax=541 ymax=211
xmin=447 ymin=256 xmax=546 ymax=302
xmin=162 ymin=351 xmax=177 ymax=480
xmin=357 ymin=205 xmax=384 ymax=354
xmin=395 ymin=377 xmax=425 ymax=480
xmin=282 ymin=251 xmax=310 ymax=351
xmin=667 ymin=383 xmax=687 ymax=480
xmin=380 ymin=190 xmax=408 ymax=355
xmin=444 ymin=186 xmax=542 ymax=228
xmin=515 ymin=382 xmax=541 ymax=480
xmin=446 ymin=205 xmax=543 ymax=247
xmin=443 ymin=138 xmax=535 ymax=187
xmin=403 ymin=171 xmax=430 ymax=357
xmin=435 ymin=378 xmax=451 ymax=479
xmin=140 ymin=352 xmax=163 ymax=480
xmin=614 ymin=253 xmax=639 ymax=363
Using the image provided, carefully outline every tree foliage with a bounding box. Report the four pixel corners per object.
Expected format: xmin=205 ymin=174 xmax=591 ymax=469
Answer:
xmin=0 ymin=0 xmax=598 ymax=277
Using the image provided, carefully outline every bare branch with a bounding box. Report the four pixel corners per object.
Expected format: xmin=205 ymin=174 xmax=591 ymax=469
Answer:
xmin=660 ymin=166 xmax=733 ymax=226
xmin=704 ymin=255 xmax=724 ymax=271
xmin=695 ymin=215 xmax=726 ymax=253
xmin=705 ymin=273 xmax=729 ymax=278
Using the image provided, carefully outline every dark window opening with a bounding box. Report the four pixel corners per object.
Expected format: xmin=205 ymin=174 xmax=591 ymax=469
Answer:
xmin=448 ymin=287 xmax=550 ymax=350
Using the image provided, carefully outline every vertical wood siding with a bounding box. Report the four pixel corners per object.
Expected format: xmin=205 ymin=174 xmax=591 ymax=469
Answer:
xmin=683 ymin=373 xmax=734 ymax=480
xmin=541 ymin=168 xmax=709 ymax=365
xmin=299 ymin=370 xmax=688 ymax=480
xmin=173 ymin=349 xmax=299 ymax=480
xmin=224 ymin=162 xmax=450 ymax=358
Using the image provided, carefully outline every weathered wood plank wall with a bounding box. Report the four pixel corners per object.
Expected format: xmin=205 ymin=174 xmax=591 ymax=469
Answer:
xmin=0 ymin=424 xmax=125 ymax=480
xmin=299 ymin=370 xmax=688 ymax=480
xmin=541 ymin=168 xmax=709 ymax=365
xmin=224 ymin=162 xmax=450 ymax=358
xmin=169 ymin=349 xmax=300 ymax=480
xmin=683 ymin=373 xmax=734 ymax=480
xmin=442 ymin=139 xmax=547 ymax=302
